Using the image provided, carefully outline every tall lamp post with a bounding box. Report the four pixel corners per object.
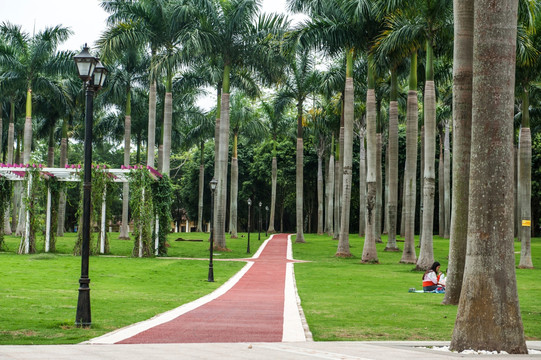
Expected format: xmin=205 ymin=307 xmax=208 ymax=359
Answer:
xmin=258 ymin=201 xmax=262 ymax=240
xmin=208 ymin=178 xmax=217 ymax=282
xmin=247 ymin=198 xmax=252 ymax=253
xmin=265 ymin=206 xmax=269 ymax=237
xmin=73 ymin=44 xmax=107 ymax=327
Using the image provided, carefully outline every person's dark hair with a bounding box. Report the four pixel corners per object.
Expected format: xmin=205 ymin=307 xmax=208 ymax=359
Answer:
xmin=422 ymin=261 xmax=441 ymax=279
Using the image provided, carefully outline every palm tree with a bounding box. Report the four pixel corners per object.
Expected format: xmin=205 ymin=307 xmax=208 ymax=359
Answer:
xmin=228 ymin=93 xmax=266 ymax=238
xmin=0 ymin=22 xmax=72 ymax=250
xmin=193 ymin=0 xmax=288 ymax=249
xmin=275 ymin=49 xmax=319 ymax=244
xmin=99 ymin=45 xmax=148 ymax=239
xmin=515 ymin=5 xmax=540 ymax=269
xmin=100 ymin=0 xmax=182 ymax=172
xmin=450 ymin=0 xmax=527 ymax=353
xmin=260 ymin=99 xmax=290 ymax=234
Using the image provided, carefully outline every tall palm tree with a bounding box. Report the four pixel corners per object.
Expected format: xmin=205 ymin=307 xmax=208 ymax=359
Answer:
xmin=229 ymin=93 xmax=265 ymax=237
xmin=193 ymin=0 xmax=288 ymax=249
xmin=260 ymin=99 xmax=290 ymax=234
xmin=99 ymin=45 xmax=148 ymax=239
xmin=0 ymin=22 xmax=72 ymax=250
xmin=450 ymin=0 xmax=527 ymax=353
xmin=515 ymin=4 xmax=540 ymax=269
xmin=275 ymin=49 xmax=319 ymax=244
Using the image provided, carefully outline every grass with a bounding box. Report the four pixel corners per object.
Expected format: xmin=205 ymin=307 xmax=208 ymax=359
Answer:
xmin=0 ymin=230 xmax=539 ymax=344
xmin=291 ymin=234 xmax=541 ymax=341
xmin=0 ymin=230 xmax=259 ymax=345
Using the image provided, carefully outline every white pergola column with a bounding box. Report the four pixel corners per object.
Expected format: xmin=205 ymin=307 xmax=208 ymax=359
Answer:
xmin=100 ymin=185 xmax=107 ymax=254
xmin=24 ymin=173 xmax=32 ymax=254
xmin=45 ymin=184 xmax=52 ymax=252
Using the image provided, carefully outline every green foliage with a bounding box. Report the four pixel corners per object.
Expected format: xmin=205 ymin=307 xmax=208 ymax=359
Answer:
xmin=129 ymin=167 xmax=154 ymax=257
xmin=19 ymin=166 xmax=46 ymax=254
xmin=73 ymin=165 xmax=116 ymax=255
xmin=152 ymin=175 xmax=173 ymax=256
xmin=0 ymin=177 xmax=12 ymax=251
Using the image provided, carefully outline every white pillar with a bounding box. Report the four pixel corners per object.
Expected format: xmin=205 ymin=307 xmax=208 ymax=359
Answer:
xmin=186 ymin=220 xmax=189 ymax=233
xmin=100 ymin=186 xmax=107 ymax=254
xmin=154 ymin=214 xmax=159 ymax=256
xmin=45 ymin=185 xmax=52 ymax=252
xmin=24 ymin=173 xmax=32 ymax=254
xmin=139 ymin=188 xmax=145 ymax=258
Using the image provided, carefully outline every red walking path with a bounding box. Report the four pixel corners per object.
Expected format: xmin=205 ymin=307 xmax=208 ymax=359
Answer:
xmin=88 ymin=233 xmax=307 ymax=344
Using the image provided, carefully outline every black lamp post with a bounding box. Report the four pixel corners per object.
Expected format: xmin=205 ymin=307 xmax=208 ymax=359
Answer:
xmin=73 ymin=44 xmax=107 ymax=328
xmin=265 ymin=205 xmax=269 ymax=237
xmin=208 ymin=178 xmax=217 ymax=282
xmin=258 ymin=201 xmax=262 ymax=241
xmin=247 ymin=198 xmax=252 ymax=253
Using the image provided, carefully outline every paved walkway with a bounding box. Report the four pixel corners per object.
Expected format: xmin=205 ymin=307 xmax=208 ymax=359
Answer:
xmin=87 ymin=233 xmax=308 ymax=344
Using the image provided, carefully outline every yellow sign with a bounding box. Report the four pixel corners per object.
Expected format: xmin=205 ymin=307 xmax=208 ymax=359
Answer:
xmin=522 ymin=220 xmax=531 ymax=227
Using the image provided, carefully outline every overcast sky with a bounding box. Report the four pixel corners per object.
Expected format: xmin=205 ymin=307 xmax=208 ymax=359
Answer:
xmin=1 ymin=0 xmax=304 ymax=52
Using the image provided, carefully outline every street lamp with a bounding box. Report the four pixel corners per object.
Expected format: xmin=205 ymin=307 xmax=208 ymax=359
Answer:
xmin=258 ymin=201 xmax=262 ymax=241
xmin=73 ymin=44 xmax=107 ymax=328
xmin=208 ymin=178 xmax=217 ymax=282
xmin=247 ymin=198 xmax=252 ymax=253
xmin=265 ymin=206 xmax=269 ymax=237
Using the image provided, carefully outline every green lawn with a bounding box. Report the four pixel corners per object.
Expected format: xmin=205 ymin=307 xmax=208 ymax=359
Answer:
xmin=0 ymin=231 xmax=539 ymax=344
xmin=291 ymin=234 xmax=541 ymax=341
xmin=0 ymin=231 xmax=256 ymax=344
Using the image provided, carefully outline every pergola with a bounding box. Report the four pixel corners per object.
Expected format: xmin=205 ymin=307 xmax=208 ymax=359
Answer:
xmin=0 ymin=164 xmax=162 ymax=255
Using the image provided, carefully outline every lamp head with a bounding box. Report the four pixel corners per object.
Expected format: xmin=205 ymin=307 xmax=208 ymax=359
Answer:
xmin=247 ymin=198 xmax=252 ymax=206
xmin=209 ymin=178 xmax=218 ymax=191
xmin=74 ymin=44 xmax=97 ymax=82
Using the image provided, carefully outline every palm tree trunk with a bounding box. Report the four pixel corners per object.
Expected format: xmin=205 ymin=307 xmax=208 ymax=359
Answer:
xmin=383 ymin=139 xmax=389 ymax=235
xmin=438 ymin=135 xmax=444 ymax=237
xmin=400 ymin=171 xmax=406 ymax=237
xmin=317 ymin=149 xmax=324 ymax=235
xmin=385 ymin=95 xmax=399 ymax=251
xmin=400 ymin=52 xmax=418 ymax=264
xmin=23 ymin=89 xmax=32 ymax=165
xmin=358 ymin=128 xmax=366 ymax=237
xmin=57 ymin=126 xmax=68 ymax=237
xmin=268 ymin=156 xmax=277 ymax=233
xmin=337 ymin=76 xmax=354 ymax=256
xmin=162 ymin=92 xmax=172 ymax=176
xmin=419 ymin=125 xmax=424 ymax=244
xmin=362 ymin=87 xmax=378 ymax=262
xmin=229 ymin=135 xmax=238 ymax=238
xmin=147 ymin=81 xmax=157 ymax=168
xmin=197 ymin=142 xmax=205 ymax=232
xmin=442 ymin=0 xmax=473 ymax=306
xmin=518 ymin=87 xmax=532 ymax=268
xmin=333 ymin=147 xmax=340 ymax=240
xmin=295 ymin=97 xmax=305 ymax=243
xmin=215 ymin=88 xmax=230 ymax=250
xmin=417 ymin=75 xmax=436 ymax=271
xmin=326 ymin=153 xmax=335 ymax=236
xmin=4 ymin=116 xmax=15 ymax=235
xmin=47 ymin=126 xmax=54 ymax=167
xmin=120 ymin=114 xmax=132 ymax=240
xmin=450 ymin=0 xmax=526 ymax=352
xmin=443 ymin=121 xmax=451 ymax=238
xmin=375 ymin=132 xmax=383 ymax=243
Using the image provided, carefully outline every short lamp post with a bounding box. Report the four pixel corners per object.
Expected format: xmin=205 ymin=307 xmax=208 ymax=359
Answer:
xmin=265 ymin=206 xmax=269 ymax=237
xmin=258 ymin=201 xmax=262 ymax=241
xmin=73 ymin=44 xmax=107 ymax=328
xmin=208 ymin=178 xmax=217 ymax=282
xmin=247 ymin=198 xmax=252 ymax=253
